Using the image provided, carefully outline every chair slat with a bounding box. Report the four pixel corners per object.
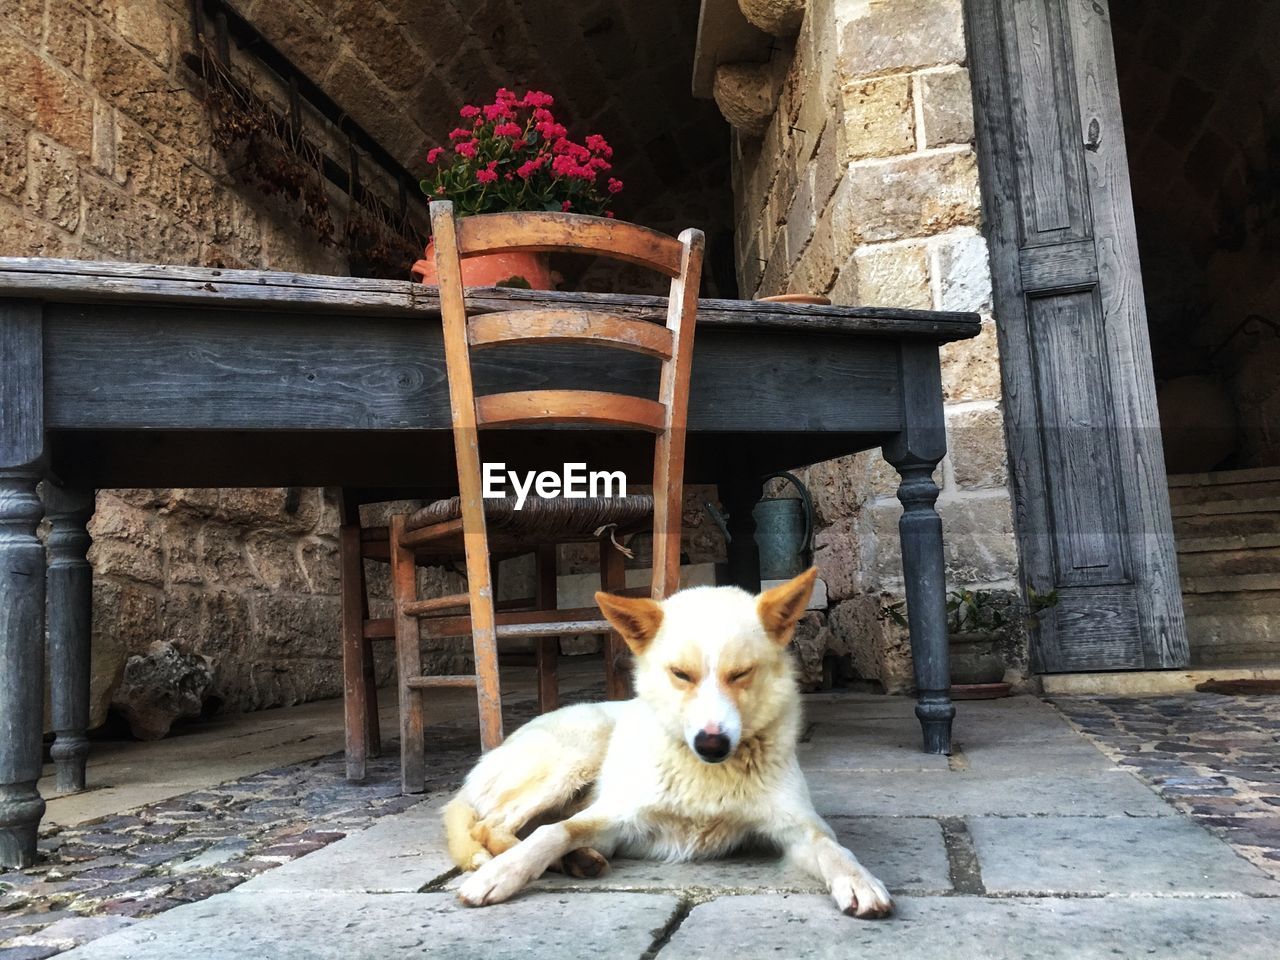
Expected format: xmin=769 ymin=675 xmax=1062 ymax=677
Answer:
xmin=468 ymin=309 xmax=674 ymax=359
xmin=405 ymin=675 xmax=478 ymax=689
xmin=475 ymin=390 xmax=666 ymax=431
xmin=456 ymin=212 xmax=684 ymax=278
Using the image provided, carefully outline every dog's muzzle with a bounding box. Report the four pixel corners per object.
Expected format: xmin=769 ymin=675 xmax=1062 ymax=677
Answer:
xmin=693 ymin=730 xmax=732 ymax=763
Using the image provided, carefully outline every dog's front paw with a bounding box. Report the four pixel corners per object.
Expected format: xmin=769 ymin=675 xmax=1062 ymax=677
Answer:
xmin=831 ymin=871 xmax=894 ymax=919
xmin=457 ymin=858 xmax=529 ymax=907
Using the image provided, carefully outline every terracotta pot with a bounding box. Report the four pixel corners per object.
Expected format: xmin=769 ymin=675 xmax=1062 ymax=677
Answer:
xmin=411 ymin=240 xmax=555 ymax=290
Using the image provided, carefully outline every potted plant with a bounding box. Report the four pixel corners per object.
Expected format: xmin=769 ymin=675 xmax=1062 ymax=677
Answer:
xmin=413 ymin=88 xmax=624 ymax=289
xmin=882 ymin=589 xmax=1012 ymax=696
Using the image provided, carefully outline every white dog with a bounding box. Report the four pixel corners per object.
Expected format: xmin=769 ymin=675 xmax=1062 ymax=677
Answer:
xmin=443 ymin=568 xmax=893 ymax=918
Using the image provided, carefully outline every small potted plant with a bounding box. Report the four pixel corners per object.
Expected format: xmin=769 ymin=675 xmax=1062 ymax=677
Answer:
xmin=413 ymin=88 xmax=623 ymax=289
xmin=882 ymin=589 xmax=1013 ymax=697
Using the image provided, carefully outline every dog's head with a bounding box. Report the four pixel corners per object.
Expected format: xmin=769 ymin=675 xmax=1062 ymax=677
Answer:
xmin=595 ymin=568 xmax=816 ymax=764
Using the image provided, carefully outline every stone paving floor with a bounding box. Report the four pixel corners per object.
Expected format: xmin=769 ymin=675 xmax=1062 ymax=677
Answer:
xmin=2 ymin=691 xmax=1279 ymax=959
xmin=1052 ymin=693 xmax=1280 ymax=881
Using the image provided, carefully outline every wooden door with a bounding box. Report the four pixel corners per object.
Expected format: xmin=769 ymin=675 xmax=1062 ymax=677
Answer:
xmin=966 ymin=0 xmax=1189 ymax=671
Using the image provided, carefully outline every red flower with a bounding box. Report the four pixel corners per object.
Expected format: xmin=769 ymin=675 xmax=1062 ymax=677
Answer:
xmin=523 ymin=90 xmax=554 ymax=108
xmin=588 ymin=156 xmax=611 ymax=171
xmin=516 ymin=157 xmax=544 ymax=179
xmin=585 ymin=134 xmax=613 ymax=158
xmin=448 ymin=127 xmax=472 ymax=141
xmin=532 ymin=108 xmax=554 ymax=123
xmin=511 ymin=138 xmax=528 ymax=151
xmin=484 ymin=102 xmax=514 ymax=121
xmin=455 ymin=139 xmax=478 ymax=158
xmin=493 ymin=122 xmax=522 ymax=137
xmin=605 ymin=211 xmax=615 ymax=218
xmin=476 ymin=167 xmax=498 ymax=184
xmin=607 ymin=178 xmax=623 ymax=194
xmin=536 ymin=120 xmax=568 ymax=140
xmin=459 ymin=105 xmax=481 ymax=119
xmin=495 ymin=87 xmax=518 ymax=102
xmin=426 ymin=146 xmax=445 ymax=164
xmin=562 ymin=200 xmax=572 ymax=211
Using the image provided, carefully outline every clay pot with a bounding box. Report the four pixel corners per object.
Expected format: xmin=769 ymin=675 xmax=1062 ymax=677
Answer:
xmin=412 ymin=240 xmax=556 ymax=290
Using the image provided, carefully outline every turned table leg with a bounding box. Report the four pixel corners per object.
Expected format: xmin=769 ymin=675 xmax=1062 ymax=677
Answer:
xmin=884 ymin=344 xmax=955 ymax=755
xmin=43 ymin=484 xmax=95 ymax=794
xmin=0 ymin=470 xmax=48 ymax=867
xmin=1 ymin=300 xmax=48 ymax=867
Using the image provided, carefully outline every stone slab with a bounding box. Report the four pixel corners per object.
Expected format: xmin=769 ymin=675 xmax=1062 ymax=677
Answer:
xmin=805 ymin=769 xmax=1175 ymax=818
xmin=237 ymin=799 xmax=451 ymax=893
xmin=799 ymin=728 xmax=952 ymax=771
xmin=956 ymin=738 xmax=1117 ymax=773
xmin=60 ymin=891 xmax=681 ymax=959
xmin=663 ymin=894 xmax=1280 ymax=959
xmin=968 ymin=815 xmax=1280 ymax=895
xmin=467 ymin=817 xmax=949 ymax=896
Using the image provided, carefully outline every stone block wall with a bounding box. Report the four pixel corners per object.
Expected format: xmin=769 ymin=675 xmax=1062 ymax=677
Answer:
xmin=724 ymin=0 xmax=1024 ymax=691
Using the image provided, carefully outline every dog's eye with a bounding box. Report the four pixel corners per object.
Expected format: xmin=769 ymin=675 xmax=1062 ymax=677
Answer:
xmin=728 ymin=668 xmax=754 ymax=684
xmin=670 ymin=667 xmax=693 ymax=683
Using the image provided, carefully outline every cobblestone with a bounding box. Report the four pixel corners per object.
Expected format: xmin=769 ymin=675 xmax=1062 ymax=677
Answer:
xmin=0 ymin=741 xmax=474 ymax=957
xmin=1052 ymin=693 xmax=1280 ymax=879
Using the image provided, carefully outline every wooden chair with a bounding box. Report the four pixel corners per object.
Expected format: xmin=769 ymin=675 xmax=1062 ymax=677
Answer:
xmin=387 ymin=201 xmax=704 ymax=793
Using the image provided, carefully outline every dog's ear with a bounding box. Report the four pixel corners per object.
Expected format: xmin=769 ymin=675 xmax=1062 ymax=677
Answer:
xmin=757 ymin=567 xmax=818 ymax=645
xmin=595 ymin=592 xmax=664 ymax=655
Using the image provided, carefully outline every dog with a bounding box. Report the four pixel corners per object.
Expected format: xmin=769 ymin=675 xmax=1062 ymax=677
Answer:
xmin=443 ymin=567 xmax=894 ymax=919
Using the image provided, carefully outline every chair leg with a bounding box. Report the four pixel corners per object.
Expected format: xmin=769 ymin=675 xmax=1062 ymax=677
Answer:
xmin=467 ymin=532 xmax=504 ymax=752
xmin=389 ymin=516 xmax=427 ymax=794
xmin=599 ymin=534 xmax=631 ymax=700
xmin=340 ymin=524 xmax=370 ymax=782
xmin=535 ymin=544 xmax=559 ymax=713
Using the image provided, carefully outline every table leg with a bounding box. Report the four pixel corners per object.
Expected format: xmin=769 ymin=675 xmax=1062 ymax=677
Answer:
xmin=0 ymin=469 xmax=48 ymax=867
xmin=717 ymin=471 xmax=764 ymax=593
xmin=43 ymin=484 xmax=95 ymax=794
xmin=884 ymin=344 xmax=954 ymax=755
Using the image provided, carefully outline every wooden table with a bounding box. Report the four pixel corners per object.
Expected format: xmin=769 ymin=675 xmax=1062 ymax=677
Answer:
xmin=0 ymin=257 xmax=981 ymax=867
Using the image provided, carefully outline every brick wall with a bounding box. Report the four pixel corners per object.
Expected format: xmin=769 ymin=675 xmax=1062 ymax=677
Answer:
xmin=726 ymin=0 xmax=1024 ymax=691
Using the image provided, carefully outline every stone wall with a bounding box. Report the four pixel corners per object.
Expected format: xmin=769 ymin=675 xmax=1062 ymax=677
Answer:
xmin=1 ymin=0 xmax=356 ymax=730
xmin=721 ymin=0 xmax=1024 ymax=691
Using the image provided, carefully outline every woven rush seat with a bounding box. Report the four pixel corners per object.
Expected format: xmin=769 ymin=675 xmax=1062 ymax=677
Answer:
xmin=406 ymin=494 xmax=654 ymax=540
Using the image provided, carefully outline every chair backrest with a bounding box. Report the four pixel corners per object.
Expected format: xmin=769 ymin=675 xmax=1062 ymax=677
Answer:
xmin=429 ymin=200 xmax=705 ymax=599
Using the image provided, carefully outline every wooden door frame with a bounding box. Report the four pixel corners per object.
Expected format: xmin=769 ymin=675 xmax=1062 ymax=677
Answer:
xmin=961 ymin=0 xmax=1189 ymax=671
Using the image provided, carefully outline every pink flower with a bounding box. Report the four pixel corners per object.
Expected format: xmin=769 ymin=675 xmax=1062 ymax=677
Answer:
xmin=607 ymin=178 xmax=623 ymax=194
xmin=484 ymin=102 xmax=514 ymax=121
xmin=426 ymin=146 xmax=445 ymax=164
xmin=532 ymin=108 xmax=554 ymax=123
xmin=459 ymin=105 xmax=480 ymax=119
xmin=495 ymin=87 xmax=518 ymax=102
xmin=605 ymin=211 xmax=615 ymax=218
xmin=448 ymin=127 xmax=472 ymax=141
xmin=493 ymin=122 xmax=522 ymax=137
xmin=476 ymin=167 xmax=498 ymax=184
xmin=511 ymin=138 xmax=528 ymax=151
xmin=523 ymin=90 xmax=554 ymax=108
xmin=516 ymin=157 xmax=543 ymax=179
xmin=535 ymin=120 xmax=567 ymax=140
xmin=585 ymin=134 xmax=613 ymax=158
xmin=455 ymin=139 xmax=478 ymax=158
xmin=562 ymin=200 xmax=572 ymax=211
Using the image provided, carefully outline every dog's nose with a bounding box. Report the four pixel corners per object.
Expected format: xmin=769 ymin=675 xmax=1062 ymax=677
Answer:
xmin=693 ymin=730 xmax=732 ymax=762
